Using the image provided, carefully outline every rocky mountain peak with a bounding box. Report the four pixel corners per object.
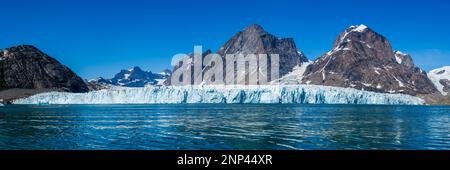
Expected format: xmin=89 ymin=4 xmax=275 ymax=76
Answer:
xmin=330 ymin=24 xmax=394 ymax=61
xmin=4 ymin=44 xmax=40 ymax=52
xmin=130 ymin=66 xmax=143 ymax=72
xmin=302 ymin=25 xmax=437 ymax=96
xmin=165 ymin=24 xmax=309 ymax=85
xmin=217 ymin=24 xmax=309 ymax=83
xmin=1 ymin=45 xmax=45 ymax=60
xmin=242 ymin=24 xmax=267 ymax=35
xmin=0 ymin=45 xmax=89 ymax=98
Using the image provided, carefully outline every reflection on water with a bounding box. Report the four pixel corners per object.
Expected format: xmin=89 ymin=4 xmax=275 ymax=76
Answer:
xmin=0 ymin=104 xmax=449 ymax=150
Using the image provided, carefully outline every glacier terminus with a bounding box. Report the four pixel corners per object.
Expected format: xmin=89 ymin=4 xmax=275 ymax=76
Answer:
xmin=13 ymin=85 xmax=424 ymax=105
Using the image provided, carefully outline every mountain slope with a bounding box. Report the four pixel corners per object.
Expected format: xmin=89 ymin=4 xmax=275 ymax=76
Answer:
xmin=0 ymin=45 xmax=88 ymax=99
xmin=301 ymin=25 xmax=437 ymax=96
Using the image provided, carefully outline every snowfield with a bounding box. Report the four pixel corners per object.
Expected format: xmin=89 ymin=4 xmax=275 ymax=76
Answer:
xmin=13 ymin=85 xmax=425 ymax=105
xmin=428 ymin=66 xmax=450 ymax=95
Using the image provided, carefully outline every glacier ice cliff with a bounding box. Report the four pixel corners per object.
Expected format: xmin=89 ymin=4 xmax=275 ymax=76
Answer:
xmin=13 ymin=85 xmax=425 ymax=105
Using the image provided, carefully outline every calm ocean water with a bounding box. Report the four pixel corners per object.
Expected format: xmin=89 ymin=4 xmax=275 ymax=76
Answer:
xmin=0 ymin=104 xmax=449 ymax=150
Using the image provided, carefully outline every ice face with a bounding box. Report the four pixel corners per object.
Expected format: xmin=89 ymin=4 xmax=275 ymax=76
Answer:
xmin=13 ymin=85 xmax=425 ymax=105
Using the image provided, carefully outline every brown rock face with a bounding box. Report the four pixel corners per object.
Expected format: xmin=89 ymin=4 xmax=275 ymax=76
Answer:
xmin=302 ymin=25 xmax=437 ymax=95
xmin=0 ymin=45 xmax=88 ymax=94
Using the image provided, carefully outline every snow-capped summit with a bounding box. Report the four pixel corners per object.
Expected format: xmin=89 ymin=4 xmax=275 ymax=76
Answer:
xmin=348 ymin=24 xmax=368 ymax=32
xmin=88 ymin=66 xmax=171 ymax=88
xmin=428 ymin=66 xmax=450 ymax=95
xmin=327 ymin=24 xmax=374 ymax=54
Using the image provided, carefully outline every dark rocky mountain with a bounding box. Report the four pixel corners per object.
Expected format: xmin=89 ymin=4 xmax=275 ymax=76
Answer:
xmin=218 ymin=24 xmax=309 ymax=82
xmin=165 ymin=24 xmax=309 ymax=85
xmin=88 ymin=66 xmax=170 ymax=89
xmin=0 ymin=45 xmax=88 ymax=100
xmin=301 ymin=25 xmax=438 ymax=96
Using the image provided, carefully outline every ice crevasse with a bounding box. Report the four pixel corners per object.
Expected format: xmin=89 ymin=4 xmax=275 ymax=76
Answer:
xmin=13 ymin=85 xmax=425 ymax=105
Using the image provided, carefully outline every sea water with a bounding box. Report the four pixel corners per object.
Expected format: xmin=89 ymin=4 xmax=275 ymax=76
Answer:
xmin=0 ymin=104 xmax=448 ymax=150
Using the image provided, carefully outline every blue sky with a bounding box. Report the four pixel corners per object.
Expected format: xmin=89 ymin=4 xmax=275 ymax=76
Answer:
xmin=1 ymin=0 xmax=450 ymax=79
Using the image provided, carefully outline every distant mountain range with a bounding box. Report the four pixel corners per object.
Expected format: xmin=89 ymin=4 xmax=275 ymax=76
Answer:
xmin=87 ymin=66 xmax=171 ymax=90
xmin=1 ymin=24 xmax=450 ymax=104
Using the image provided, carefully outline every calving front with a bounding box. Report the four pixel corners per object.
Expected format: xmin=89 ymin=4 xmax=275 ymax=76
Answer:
xmin=13 ymin=85 xmax=424 ymax=105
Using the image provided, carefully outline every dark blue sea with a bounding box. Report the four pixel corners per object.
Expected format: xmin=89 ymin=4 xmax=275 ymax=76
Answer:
xmin=0 ymin=104 xmax=449 ymax=150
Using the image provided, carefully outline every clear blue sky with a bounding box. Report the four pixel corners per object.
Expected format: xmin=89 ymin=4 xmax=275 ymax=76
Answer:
xmin=1 ymin=0 xmax=450 ymax=79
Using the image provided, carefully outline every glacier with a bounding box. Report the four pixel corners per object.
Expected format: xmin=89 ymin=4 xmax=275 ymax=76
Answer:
xmin=13 ymin=85 xmax=425 ymax=105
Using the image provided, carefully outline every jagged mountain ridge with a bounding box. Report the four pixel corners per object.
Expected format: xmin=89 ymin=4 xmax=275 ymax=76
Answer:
xmin=88 ymin=66 xmax=171 ymax=89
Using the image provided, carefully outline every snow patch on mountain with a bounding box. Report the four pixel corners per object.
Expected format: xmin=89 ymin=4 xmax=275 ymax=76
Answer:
xmin=395 ymin=55 xmax=402 ymax=64
xmin=352 ymin=24 xmax=368 ymax=32
xmin=277 ymin=61 xmax=313 ymax=84
xmin=428 ymin=66 xmax=450 ymax=95
xmin=394 ymin=51 xmax=409 ymax=65
xmin=394 ymin=77 xmax=405 ymax=87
